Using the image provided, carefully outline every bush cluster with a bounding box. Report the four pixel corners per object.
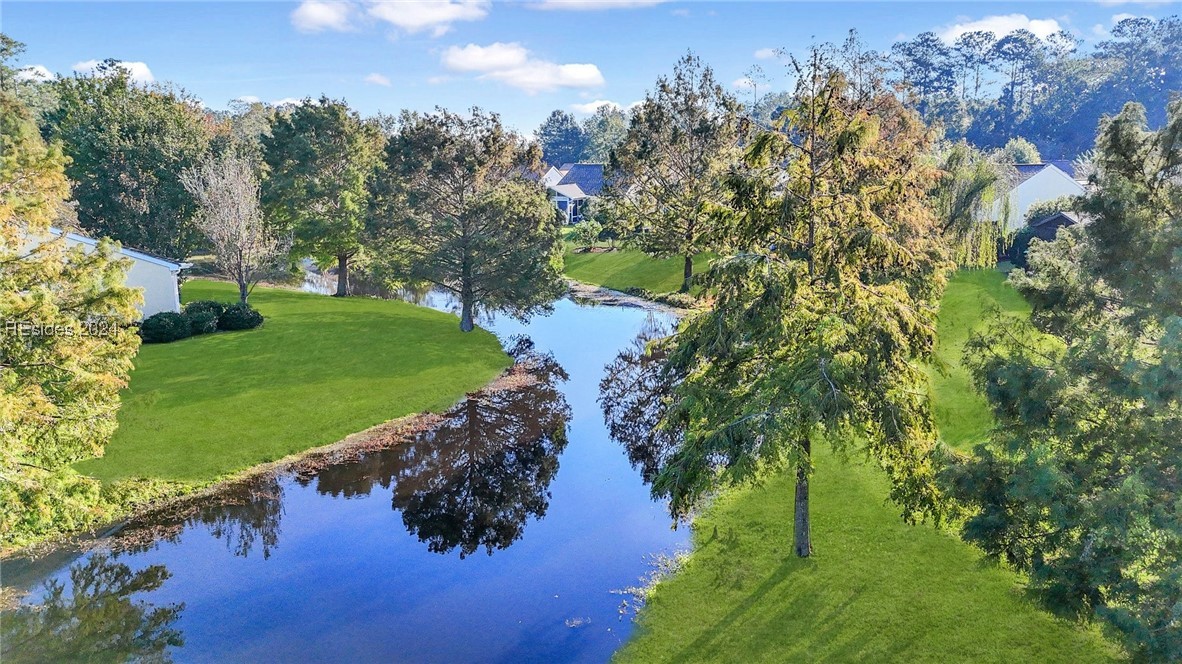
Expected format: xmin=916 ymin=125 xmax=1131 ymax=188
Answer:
xmin=139 ymin=300 xmax=263 ymax=343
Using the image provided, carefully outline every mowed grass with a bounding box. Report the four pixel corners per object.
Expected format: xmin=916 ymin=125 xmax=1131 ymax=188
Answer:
xmin=928 ymin=268 xmax=1031 ymax=450
xmin=75 ymin=280 xmax=511 ymax=482
xmin=616 ymin=450 xmax=1121 ymax=663
xmin=563 ymin=248 xmax=715 ymax=294
xmin=617 ymin=269 xmax=1123 ymax=663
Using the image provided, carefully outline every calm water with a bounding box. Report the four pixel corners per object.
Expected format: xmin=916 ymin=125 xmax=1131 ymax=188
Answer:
xmin=2 ymin=298 xmax=686 ymax=663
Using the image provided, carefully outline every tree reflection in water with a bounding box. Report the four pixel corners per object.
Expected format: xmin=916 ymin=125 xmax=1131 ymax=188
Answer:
xmin=598 ymin=315 xmax=685 ymax=485
xmin=307 ymin=338 xmax=572 ymax=558
xmin=192 ymin=478 xmax=284 ymax=560
xmin=1 ymin=553 xmax=184 ymax=663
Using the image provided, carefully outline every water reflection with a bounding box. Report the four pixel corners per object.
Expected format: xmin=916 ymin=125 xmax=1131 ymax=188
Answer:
xmin=1 ymin=553 xmax=184 ymax=663
xmin=304 ymin=341 xmax=572 ymax=558
xmin=599 ymin=316 xmax=684 ymax=484
xmin=113 ymin=477 xmax=285 ymax=561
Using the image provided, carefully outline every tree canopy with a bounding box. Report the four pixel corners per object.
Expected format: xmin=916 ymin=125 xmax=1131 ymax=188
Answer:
xmin=374 ymin=107 xmax=565 ymax=331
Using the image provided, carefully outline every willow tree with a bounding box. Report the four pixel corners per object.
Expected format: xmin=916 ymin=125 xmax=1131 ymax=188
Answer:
xmin=0 ymin=92 xmax=140 ymax=546
xmin=930 ymin=142 xmax=1012 ymax=267
xmin=651 ymin=47 xmax=949 ymax=557
xmin=606 ymin=53 xmax=743 ymax=293
xmin=373 ymin=108 xmax=565 ymax=332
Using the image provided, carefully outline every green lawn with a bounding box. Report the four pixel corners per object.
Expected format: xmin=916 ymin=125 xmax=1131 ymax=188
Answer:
xmin=563 ymin=248 xmax=715 ymax=294
xmin=617 ymin=269 xmax=1123 ymax=663
xmin=75 ymin=280 xmax=511 ymax=482
xmin=928 ymin=268 xmax=1031 ymax=450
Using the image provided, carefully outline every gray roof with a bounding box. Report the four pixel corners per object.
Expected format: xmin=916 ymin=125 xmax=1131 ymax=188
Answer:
xmin=1013 ymin=162 xmax=1077 ymax=185
xmin=1030 ymin=210 xmax=1080 ymax=227
xmin=551 ymin=183 xmax=586 ymax=200
xmin=556 ymin=163 xmax=604 ymax=197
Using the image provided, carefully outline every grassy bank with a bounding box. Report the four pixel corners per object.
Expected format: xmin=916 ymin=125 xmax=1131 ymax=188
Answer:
xmin=76 ymin=280 xmax=510 ymax=482
xmin=563 ymin=247 xmax=714 ymax=294
xmin=928 ymin=268 xmax=1031 ymax=450
xmin=616 ymin=269 xmax=1123 ymax=662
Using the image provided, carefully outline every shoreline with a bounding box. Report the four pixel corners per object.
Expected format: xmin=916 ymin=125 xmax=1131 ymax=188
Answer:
xmin=564 ymin=278 xmax=691 ymax=316
xmin=0 ymin=361 xmax=537 ymax=564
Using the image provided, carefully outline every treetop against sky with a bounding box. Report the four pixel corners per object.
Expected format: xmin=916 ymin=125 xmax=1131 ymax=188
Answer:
xmin=4 ymin=1 xmax=1154 ymax=132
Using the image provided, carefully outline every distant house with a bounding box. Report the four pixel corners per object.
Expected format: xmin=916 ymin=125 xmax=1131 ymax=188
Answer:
xmin=997 ymin=162 xmax=1087 ymax=232
xmin=31 ymin=228 xmax=189 ymax=318
xmin=1028 ymin=210 xmax=1083 ymax=242
xmin=544 ymin=163 xmax=605 ymax=224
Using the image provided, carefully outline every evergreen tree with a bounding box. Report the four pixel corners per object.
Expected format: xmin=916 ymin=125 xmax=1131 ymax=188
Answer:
xmin=535 ymin=110 xmax=586 ymax=167
xmin=607 ymin=53 xmax=742 ymax=293
xmin=946 ymin=101 xmax=1182 ymax=660
xmin=650 ymin=46 xmax=948 ymax=557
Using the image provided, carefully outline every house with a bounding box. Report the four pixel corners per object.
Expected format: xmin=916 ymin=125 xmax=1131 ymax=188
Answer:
xmin=32 ymin=228 xmax=189 ymax=318
xmin=997 ymin=162 xmax=1087 ymax=232
xmin=1028 ymin=210 xmax=1083 ymax=242
xmin=544 ymin=163 xmax=605 ymax=224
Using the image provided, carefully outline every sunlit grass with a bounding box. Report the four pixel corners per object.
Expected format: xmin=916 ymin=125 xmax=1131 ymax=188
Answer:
xmin=76 ymin=280 xmax=510 ymax=482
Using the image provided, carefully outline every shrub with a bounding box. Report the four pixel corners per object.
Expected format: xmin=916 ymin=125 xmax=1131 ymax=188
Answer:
xmin=187 ymin=309 xmax=219 ymax=336
xmin=184 ymin=299 xmax=227 ymax=319
xmin=140 ymin=311 xmax=192 ymax=343
xmin=217 ymin=303 xmax=264 ymax=331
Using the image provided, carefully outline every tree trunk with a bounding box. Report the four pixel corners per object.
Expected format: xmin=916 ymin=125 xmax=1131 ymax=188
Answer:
xmin=681 ymin=254 xmax=693 ymax=293
xmin=794 ymin=440 xmax=813 ymax=558
xmin=335 ymin=254 xmax=349 ymax=297
xmin=459 ymin=297 xmax=475 ymax=332
xmin=238 ymin=279 xmax=249 ymax=304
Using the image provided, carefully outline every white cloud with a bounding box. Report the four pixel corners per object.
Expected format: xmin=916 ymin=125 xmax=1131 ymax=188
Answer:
xmin=936 ymin=14 xmax=1063 ymax=43
xmin=271 ymin=97 xmax=305 ymax=107
xmin=532 ymin=0 xmax=664 ymax=9
xmin=367 ymin=0 xmax=489 ymax=37
xmin=732 ymin=77 xmax=756 ymax=90
xmin=753 ymin=47 xmax=778 ymax=60
xmin=72 ymin=59 xmax=155 ymax=84
xmin=364 ymin=72 xmax=392 ymax=86
xmin=441 ymin=42 xmax=530 ymax=72
xmin=441 ymin=42 xmax=605 ymax=93
xmin=15 ymin=65 xmax=53 ymax=82
xmin=570 ymin=99 xmax=621 ymax=114
xmin=232 ymin=95 xmax=262 ymax=104
xmin=291 ymin=0 xmax=354 ymax=32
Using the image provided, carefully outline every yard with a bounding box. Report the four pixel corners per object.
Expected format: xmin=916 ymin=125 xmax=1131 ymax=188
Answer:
xmin=75 ymin=280 xmax=511 ymax=482
xmin=615 ymin=269 xmax=1124 ymax=663
xmin=563 ymin=246 xmax=715 ymax=294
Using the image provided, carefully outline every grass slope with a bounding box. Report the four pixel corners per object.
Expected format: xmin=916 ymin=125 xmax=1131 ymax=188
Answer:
xmin=929 ymin=268 xmax=1031 ymax=450
xmin=564 ymin=248 xmax=714 ymax=294
xmin=616 ymin=269 xmax=1122 ymax=663
xmin=616 ymin=451 xmax=1119 ymax=663
xmin=76 ymin=280 xmax=510 ymax=482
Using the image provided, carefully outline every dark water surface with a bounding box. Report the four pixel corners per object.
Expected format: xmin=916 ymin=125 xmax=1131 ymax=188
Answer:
xmin=2 ymin=298 xmax=686 ymax=663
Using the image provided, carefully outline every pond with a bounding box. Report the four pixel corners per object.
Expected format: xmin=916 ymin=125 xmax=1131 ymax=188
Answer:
xmin=2 ymin=298 xmax=687 ymax=663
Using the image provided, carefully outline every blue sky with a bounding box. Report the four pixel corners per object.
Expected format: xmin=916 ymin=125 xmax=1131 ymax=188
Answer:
xmin=5 ymin=1 xmax=1177 ymax=132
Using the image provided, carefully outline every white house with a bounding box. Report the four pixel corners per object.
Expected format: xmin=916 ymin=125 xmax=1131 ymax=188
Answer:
xmin=997 ymin=162 xmax=1087 ymax=232
xmin=31 ymin=228 xmax=188 ymax=318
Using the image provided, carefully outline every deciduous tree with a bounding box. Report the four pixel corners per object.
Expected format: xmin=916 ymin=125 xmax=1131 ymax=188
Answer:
xmin=45 ymin=63 xmax=212 ymax=258
xmin=261 ymin=97 xmax=383 ymax=297
xmin=182 ymin=153 xmax=287 ymax=303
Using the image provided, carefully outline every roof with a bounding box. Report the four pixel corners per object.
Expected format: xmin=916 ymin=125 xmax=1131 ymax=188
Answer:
xmin=1012 ymin=162 xmax=1077 ymax=186
xmin=556 ymin=163 xmax=604 ymax=197
xmin=1030 ymin=210 xmax=1080 ymax=227
xmin=49 ymin=227 xmax=187 ymax=270
xmin=550 ymin=183 xmax=586 ymax=200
